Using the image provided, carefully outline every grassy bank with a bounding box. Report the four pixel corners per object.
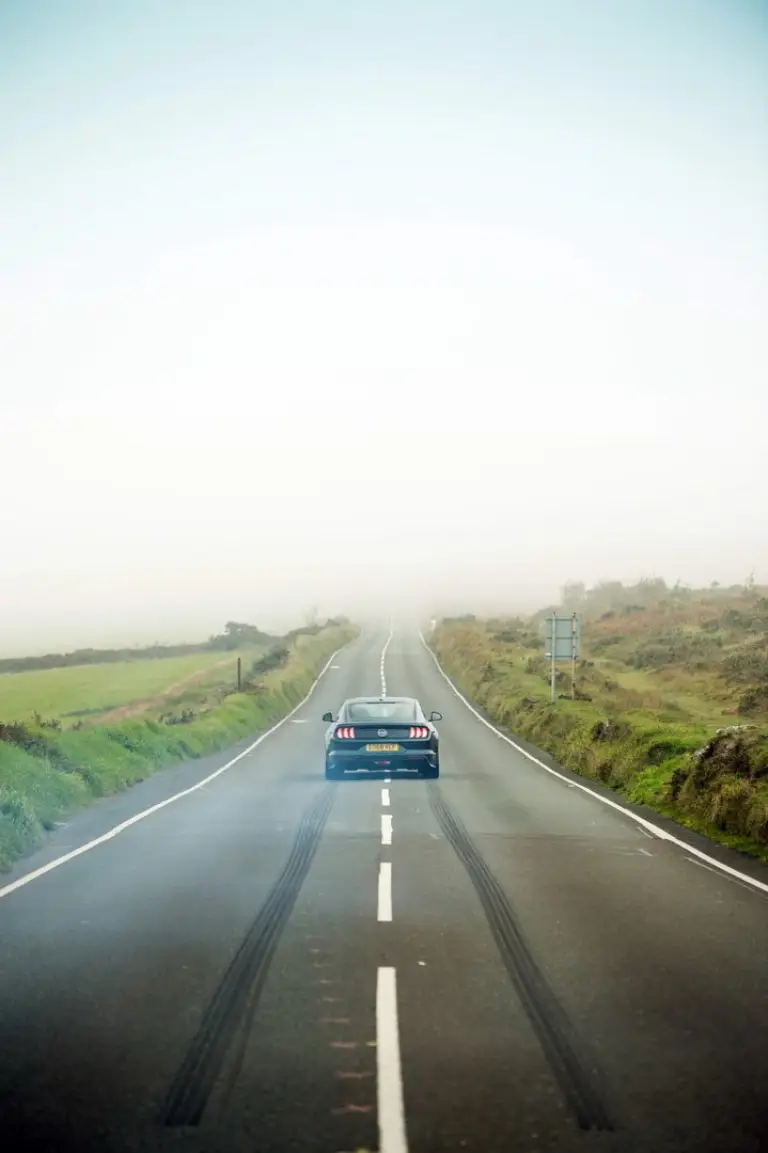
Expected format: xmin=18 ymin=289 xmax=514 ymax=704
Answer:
xmin=0 ymin=623 xmax=356 ymax=870
xmin=431 ymin=584 xmax=768 ymax=859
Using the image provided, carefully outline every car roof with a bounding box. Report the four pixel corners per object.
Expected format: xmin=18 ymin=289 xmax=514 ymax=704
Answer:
xmin=344 ymin=696 xmax=417 ymax=705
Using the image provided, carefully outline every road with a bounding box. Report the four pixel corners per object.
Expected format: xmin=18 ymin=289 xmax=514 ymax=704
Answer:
xmin=1 ymin=626 xmax=767 ymax=1153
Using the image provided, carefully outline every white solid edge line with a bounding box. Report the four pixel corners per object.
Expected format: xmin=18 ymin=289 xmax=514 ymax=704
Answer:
xmin=377 ymin=966 xmax=408 ymax=1153
xmin=0 ymin=644 xmax=349 ymax=901
xmin=381 ymin=813 xmax=393 ymax=846
xmin=382 ymin=787 xmax=391 ymax=807
xmin=378 ymin=862 xmax=393 ymax=922
xmin=419 ymin=631 xmax=768 ymax=896
xmin=684 ymin=855 xmax=765 ymax=896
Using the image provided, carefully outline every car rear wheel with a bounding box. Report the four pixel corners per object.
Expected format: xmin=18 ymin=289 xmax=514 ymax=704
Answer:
xmin=421 ymin=764 xmax=440 ymax=780
xmin=325 ymin=762 xmax=343 ymax=781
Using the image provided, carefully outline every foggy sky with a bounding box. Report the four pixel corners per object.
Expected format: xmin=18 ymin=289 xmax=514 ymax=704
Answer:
xmin=1 ymin=1 xmax=766 ymax=655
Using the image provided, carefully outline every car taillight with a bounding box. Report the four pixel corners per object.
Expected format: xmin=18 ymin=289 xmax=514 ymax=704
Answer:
xmin=335 ymin=726 xmax=356 ymax=739
xmin=409 ymin=726 xmax=429 ymax=739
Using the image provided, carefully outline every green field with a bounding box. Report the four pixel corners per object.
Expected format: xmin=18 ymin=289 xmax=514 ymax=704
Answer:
xmin=0 ymin=649 xmax=257 ymax=723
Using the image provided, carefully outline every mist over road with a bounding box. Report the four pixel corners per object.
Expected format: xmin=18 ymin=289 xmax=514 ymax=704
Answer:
xmin=0 ymin=627 xmax=766 ymax=1153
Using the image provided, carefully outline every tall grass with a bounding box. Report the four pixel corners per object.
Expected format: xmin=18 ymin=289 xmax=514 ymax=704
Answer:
xmin=432 ymin=619 xmax=768 ymax=860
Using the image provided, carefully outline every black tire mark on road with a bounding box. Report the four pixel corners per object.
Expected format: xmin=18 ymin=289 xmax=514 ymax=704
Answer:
xmin=427 ymin=783 xmax=615 ymax=1132
xmin=163 ymin=784 xmax=336 ymax=1127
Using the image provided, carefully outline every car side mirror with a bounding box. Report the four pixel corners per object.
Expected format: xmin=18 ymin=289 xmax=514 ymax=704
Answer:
xmin=322 ymin=712 xmax=334 ymax=723
xmin=430 ymin=711 xmax=442 ymax=722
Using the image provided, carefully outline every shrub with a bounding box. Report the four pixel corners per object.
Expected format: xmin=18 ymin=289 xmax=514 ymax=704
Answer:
xmin=248 ymin=646 xmax=290 ymax=678
xmin=723 ymin=647 xmax=768 ymax=685
xmin=738 ymin=687 xmax=768 ymax=715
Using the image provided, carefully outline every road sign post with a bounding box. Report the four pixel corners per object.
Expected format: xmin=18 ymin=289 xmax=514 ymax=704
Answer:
xmin=572 ymin=612 xmax=577 ymax=699
xmin=546 ymin=613 xmax=553 ymax=701
xmin=544 ymin=613 xmax=581 ymax=703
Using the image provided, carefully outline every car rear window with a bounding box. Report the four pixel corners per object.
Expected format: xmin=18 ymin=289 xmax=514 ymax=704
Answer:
xmin=345 ymin=701 xmax=417 ymax=723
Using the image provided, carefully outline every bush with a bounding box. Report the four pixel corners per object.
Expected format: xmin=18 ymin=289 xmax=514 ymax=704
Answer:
xmin=525 ymin=655 xmax=547 ymax=677
xmin=248 ymin=646 xmax=290 ymax=678
xmin=629 ymin=643 xmax=672 ymax=669
xmin=738 ymin=686 xmax=768 ymax=715
xmin=591 ymin=720 xmax=630 ymax=742
xmin=723 ymin=647 xmax=768 ymax=685
xmin=160 ymin=708 xmax=198 ymax=725
xmin=627 ymin=630 xmax=723 ymax=671
xmin=591 ymin=635 xmax=625 ymax=653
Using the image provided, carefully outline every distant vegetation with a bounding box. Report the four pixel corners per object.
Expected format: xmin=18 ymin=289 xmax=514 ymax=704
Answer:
xmin=0 ymin=619 xmax=356 ymax=870
xmin=0 ymin=617 xmax=350 ymax=726
xmin=0 ymin=618 xmax=349 ymax=674
xmin=434 ymin=579 xmax=768 ymax=858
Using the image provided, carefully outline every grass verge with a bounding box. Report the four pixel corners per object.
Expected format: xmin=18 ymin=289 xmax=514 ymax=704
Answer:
xmin=431 ymin=619 xmax=768 ymax=861
xmin=0 ymin=624 xmax=356 ymax=871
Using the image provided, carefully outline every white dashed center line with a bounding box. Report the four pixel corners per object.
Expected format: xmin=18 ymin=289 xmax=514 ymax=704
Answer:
xmin=374 ymin=631 xmax=405 ymax=1148
xmin=378 ymin=862 xmax=393 ymax=922
xmin=377 ymin=966 xmax=408 ymax=1153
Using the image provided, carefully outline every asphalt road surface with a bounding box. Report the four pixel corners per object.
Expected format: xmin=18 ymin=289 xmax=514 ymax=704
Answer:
xmin=1 ymin=627 xmax=767 ymax=1153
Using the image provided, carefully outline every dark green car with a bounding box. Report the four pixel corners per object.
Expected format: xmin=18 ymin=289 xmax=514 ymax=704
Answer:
xmin=322 ymin=696 xmax=442 ymax=780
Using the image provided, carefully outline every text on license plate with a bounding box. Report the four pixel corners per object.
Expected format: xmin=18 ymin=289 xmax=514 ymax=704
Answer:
xmin=366 ymin=743 xmax=399 ymax=752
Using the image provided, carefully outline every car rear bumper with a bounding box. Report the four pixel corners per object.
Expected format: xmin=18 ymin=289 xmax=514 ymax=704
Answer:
xmin=327 ymin=749 xmax=438 ymax=775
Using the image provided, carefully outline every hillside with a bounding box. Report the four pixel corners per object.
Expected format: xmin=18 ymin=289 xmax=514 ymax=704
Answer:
xmin=431 ymin=580 xmax=768 ymax=857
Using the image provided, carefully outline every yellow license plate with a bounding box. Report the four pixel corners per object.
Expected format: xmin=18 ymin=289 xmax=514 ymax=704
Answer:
xmin=366 ymin=743 xmax=399 ymax=752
